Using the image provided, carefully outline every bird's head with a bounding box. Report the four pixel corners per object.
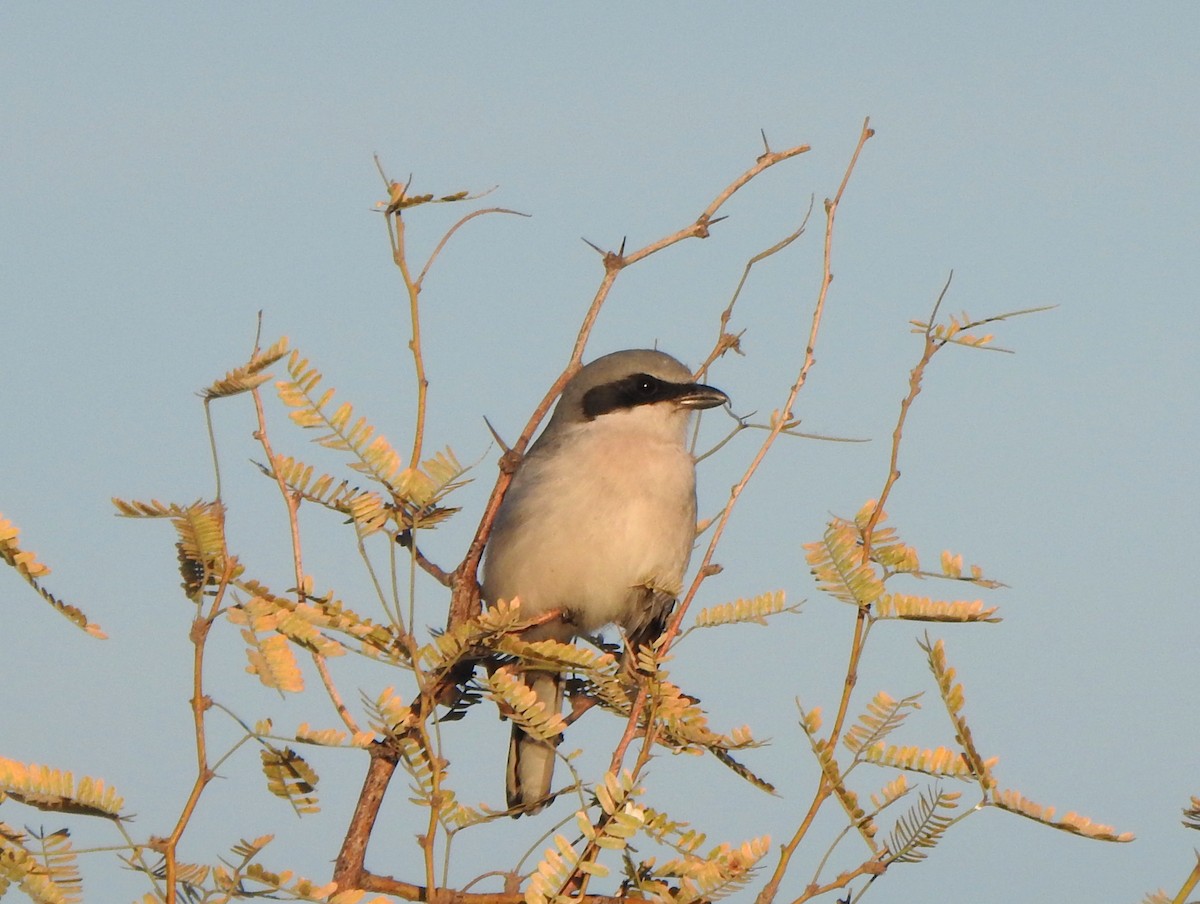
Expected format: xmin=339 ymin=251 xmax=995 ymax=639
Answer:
xmin=544 ymin=349 xmax=728 ymax=441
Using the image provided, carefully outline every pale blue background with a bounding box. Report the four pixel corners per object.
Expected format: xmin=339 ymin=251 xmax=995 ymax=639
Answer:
xmin=2 ymin=4 xmax=1196 ymax=903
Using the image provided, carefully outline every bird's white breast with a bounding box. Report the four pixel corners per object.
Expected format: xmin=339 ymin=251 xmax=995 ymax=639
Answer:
xmin=482 ymin=405 xmax=698 ymax=637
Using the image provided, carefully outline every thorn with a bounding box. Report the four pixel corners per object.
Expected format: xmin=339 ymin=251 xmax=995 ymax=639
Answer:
xmin=694 ymin=214 xmax=729 ymax=239
xmin=483 ymin=416 xmax=512 ymax=455
xmin=581 ymin=237 xmax=606 ymax=257
xmin=759 ymin=128 xmax=772 ymax=158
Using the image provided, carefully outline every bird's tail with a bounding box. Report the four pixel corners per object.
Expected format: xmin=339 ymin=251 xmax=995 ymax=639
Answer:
xmin=506 ymin=669 xmax=563 ymax=814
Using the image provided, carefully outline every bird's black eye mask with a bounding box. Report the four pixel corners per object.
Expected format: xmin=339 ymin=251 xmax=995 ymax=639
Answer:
xmin=582 ymin=373 xmax=687 ymax=419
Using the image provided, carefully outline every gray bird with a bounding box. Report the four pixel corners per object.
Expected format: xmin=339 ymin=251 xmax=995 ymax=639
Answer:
xmin=482 ymin=348 xmax=728 ymax=813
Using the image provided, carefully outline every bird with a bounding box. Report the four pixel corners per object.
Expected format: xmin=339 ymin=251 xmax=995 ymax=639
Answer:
xmin=481 ymin=348 xmax=729 ymax=813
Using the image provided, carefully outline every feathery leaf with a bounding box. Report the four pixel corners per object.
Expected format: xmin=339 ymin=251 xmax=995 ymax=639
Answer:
xmin=992 ymin=788 xmax=1134 ymax=842
xmin=863 ymin=743 xmax=993 ymax=780
xmin=805 ymin=518 xmax=884 ymax=608
xmin=236 ymin=578 xmax=400 ymax=661
xmin=0 ymin=830 xmax=74 ymax=904
xmin=276 ymin=352 xmax=469 ymax=530
xmin=1183 ymin=795 xmax=1200 ymax=831
xmin=395 ymin=735 xmax=448 ymax=811
xmin=876 ymin=593 xmax=1000 ymax=623
xmin=919 ymin=635 xmax=995 ymax=789
xmin=242 ymin=632 xmax=304 ymax=693
xmin=796 ymin=700 xmax=823 ymax=739
xmin=202 ymin=336 xmax=289 ymax=399
xmin=525 ymin=834 xmax=581 ymax=904
xmin=695 ymin=590 xmax=790 ymax=627
xmin=647 ymin=836 xmax=771 ymax=903
xmin=363 ymin=686 xmax=414 ymax=738
xmin=869 ymin=774 xmax=912 ymax=812
xmin=811 ymin=738 xmax=877 ymax=848
xmin=642 ymin=808 xmax=709 ymax=857
xmin=114 ymin=498 xmax=232 ymax=599
xmin=0 ymin=757 xmax=124 ymax=818
xmin=28 ymin=828 xmax=81 ymax=904
xmin=256 ymin=454 xmax=391 ymax=535
xmin=887 ymin=787 xmax=961 ymax=863
xmin=0 ymin=514 xmax=105 ymax=638
xmin=1138 ymin=891 xmax=1172 ymax=904
xmin=483 ymin=667 xmax=567 ymax=742
xmin=277 ymin=351 xmax=404 ymax=480
xmin=260 ymin=747 xmax=319 ymax=815
xmin=854 ymin=502 xmax=920 ymax=573
xmin=843 ymin=691 xmax=923 ymax=755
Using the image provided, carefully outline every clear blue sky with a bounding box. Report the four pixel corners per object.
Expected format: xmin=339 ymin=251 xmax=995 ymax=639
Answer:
xmin=2 ymin=4 xmax=1196 ymax=902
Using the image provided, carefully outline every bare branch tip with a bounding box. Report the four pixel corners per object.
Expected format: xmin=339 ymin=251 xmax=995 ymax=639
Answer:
xmin=372 ymin=153 xmax=389 ymax=186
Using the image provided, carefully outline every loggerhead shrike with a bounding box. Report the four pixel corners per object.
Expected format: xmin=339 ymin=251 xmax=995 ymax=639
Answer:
xmin=482 ymin=349 xmax=728 ymax=813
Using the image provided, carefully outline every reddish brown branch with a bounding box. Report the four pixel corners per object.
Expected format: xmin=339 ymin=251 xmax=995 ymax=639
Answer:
xmin=333 ymin=743 xmax=401 ymax=891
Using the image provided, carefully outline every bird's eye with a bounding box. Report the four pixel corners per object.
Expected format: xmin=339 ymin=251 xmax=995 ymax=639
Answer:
xmin=632 ymin=374 xmax=659 ymax=396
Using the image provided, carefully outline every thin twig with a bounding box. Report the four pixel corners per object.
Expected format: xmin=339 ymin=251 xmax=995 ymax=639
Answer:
xmin=696 ymin=196 xmax=815 ymax=381
xmin=312 ymin=651 xmax=362 ymax=735
xmin=859 ymin=272 xmax=954 ymax=564
xmin=388 ymin=211 xmax=430 ymax=471
xmin=417 ymin=207 xmax=531 ymax=288
xmin=753 ymin=116 xmax=875 ymax=904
